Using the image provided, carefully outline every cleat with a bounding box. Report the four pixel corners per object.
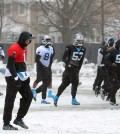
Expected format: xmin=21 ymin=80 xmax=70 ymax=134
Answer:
xmin=41 ymin=99 xmax=51 ymax=104
xmin=48 ymin=90 xmax=54 ymax=98
xmin=94 ymin=86 xmax=100 ymax=97
xmin=13 ymin=119 xmax=28 ymax=129
xmin=31 ymin=88 xmax=37 ymax=101
xmin=93 ymin=86 xmax=95 ymax=91
xmin=53 ymin=95 xmax=59 ymax=107
xmin=0 ymin=92 xmax=3 ymax=96
xmin=106 ymin=96 xmax=111 ymax=101
xmin=72 ymin=98 xmax=80 ymax=105
xmin=110 ymin=101 xmax=118 ymax=106
xmin=100 ymin=89 xmax=105 ymax=100
xmin=78 ymin=82 xmax=82 ymax=86
xmin=3 ymin=124 xmax=18 ymax=130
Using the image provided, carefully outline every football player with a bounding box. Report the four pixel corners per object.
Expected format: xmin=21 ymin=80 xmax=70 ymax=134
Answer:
xmin=53 ymin=33 xmax=86 ymax=106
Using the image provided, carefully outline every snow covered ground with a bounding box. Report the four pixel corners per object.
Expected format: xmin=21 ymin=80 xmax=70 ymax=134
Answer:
xmin=0 ymin=61 xmax=120 ymax=134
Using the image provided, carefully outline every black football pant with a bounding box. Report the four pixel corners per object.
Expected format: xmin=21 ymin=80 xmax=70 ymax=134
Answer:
xmin=35 ymin=67 xmax=51 ymax=99
xmin=110 ymin=69 xmax=120 ymax=103
xmin=57 ymin=67 xmax=79 ymax=99
xmin=93 ymin=66 xmax=104 ymax=90
xmin=93 ymin=66 xmax=112 ymax=95
xmin=3 ymin=77 xmax=33 ymax=125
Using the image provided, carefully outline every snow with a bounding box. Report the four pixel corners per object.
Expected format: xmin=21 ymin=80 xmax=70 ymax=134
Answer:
xmin=0 ymin=61 xmax=120 ymax=134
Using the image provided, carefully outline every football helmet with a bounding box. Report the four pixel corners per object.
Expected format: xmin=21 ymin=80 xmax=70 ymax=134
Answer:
xmin=107 ymin=38 xmax=114 ymax=47
xmin=73 ymin=33 xmax=84 ymax=46
xmin=42 ymin=35 xmax=53 ymax=47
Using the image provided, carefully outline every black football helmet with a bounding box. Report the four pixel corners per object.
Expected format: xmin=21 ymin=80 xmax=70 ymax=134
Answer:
xmin=107 ymin=38 xmax=114 ymax=47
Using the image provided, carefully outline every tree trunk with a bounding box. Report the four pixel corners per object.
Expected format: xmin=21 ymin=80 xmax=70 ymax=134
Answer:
xmin=61 ymin=28 xmax=72 ymax=45
xmin=61 ymin=0 xmax=72 ymax=45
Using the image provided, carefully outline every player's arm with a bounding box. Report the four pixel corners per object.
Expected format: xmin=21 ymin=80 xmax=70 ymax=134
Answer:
xmin=104 ymin=52 xmax=112 ymax=67
xmin=49 ymin=46 xmax=55 ymax=67
xmin=97 ymin=48 xmax=103 ymax=66
xmin=0 ymin=46 xmax=5 ymax=59
xmin=35 ymin=54 xmax=41 ymax=63
xmin=79 ymin=48 xmax=86 ymax=70
xmin=62 ymin=46 xmax=71 ymax=66
xmin=7 ymin=52 xmax=17 ymax=78
xmin=35 ymin=48 xmax=46 ymax=68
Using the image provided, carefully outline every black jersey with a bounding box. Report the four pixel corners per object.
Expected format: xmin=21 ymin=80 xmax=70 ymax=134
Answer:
xmin=62 ymin=44 xmax=86 ymax=69
xmin=107 ymin=48 xmax=120 ymax=65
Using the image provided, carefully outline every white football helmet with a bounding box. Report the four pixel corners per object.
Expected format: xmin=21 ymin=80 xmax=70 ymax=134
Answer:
xmin=42 ymin=35 xmax=53 ymax=46
xmin=73 ymin=33 xmax=84 ymax=46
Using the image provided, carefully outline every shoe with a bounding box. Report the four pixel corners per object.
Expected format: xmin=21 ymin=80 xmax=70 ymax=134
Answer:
xmin=100 ymin=89 xmax=105 ymax=100
xmin=13 ymin=119 xmax=28 ymax=129
xmin=110 ymin=101 xmax=118 ymax=106
xmin=31 ymin=88 xmax=37 ymax=101
xmin=72 ymin=98 xmax=80 ymax=105
xmin=48 ymin=90 xmax=54 ymax=98
xmin=53 ymin=95 xmax=59 ymax=107
xmin=41 ymin=99 xmax=51 ymax=104
xmin=106 ymin=96 xmax=111 ymax=101
xmin=3 ymin=124 xmax=18 ymax=130
xmin=78 ymin=82 xmax=82 ymax=86
xmin=0 ymin=92 xmax=3 ymax=96
xmin=94 ymin=86 xmax=101 ymax=97
xmin=93 ymin=85 xmax=95 ymax=91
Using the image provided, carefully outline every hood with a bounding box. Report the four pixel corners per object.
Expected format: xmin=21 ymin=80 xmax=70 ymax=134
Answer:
xmin=17 ymin=31 xmax=32 ymax=49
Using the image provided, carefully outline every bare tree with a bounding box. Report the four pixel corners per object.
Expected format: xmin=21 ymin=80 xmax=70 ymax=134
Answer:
xmin=38 ymin=0 xmax=97 ymax=44
xmin=0 ymin=0 xmax=21 ymax=41
xmin=1 ymin=0 xmax=120 ymax=43
xmin=0 ymin=0 xmax=4 ymax=40
xmin=38 ymin=0 xmax=120 ymax=44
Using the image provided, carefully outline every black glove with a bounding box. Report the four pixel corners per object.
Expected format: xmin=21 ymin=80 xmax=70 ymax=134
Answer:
xmin=14 ymin=76 xmax=21 ymax=89
xmin=1 ymin=56 xmax=5 ymax=59
xmin=98 ymin=66 xmax=103 ymax=69
xmin=112 ymin=63 xmax=117 ymax=67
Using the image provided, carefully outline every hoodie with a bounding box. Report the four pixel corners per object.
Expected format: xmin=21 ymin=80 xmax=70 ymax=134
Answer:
xmin=5 ymin=31 xmax=32 ymax=80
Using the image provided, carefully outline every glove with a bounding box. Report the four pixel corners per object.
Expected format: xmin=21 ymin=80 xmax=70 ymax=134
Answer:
xmin=68 ymin=64 xmax=72 ymax=68
xmin=14 ymin=76 xmax=21 ymax=89
xmin=1 ymin=55 xmax=5 ymax=59
xmin=98 ymin=66 xmax=103 ymax=69
xmin=112 ymin=63 xmax=117 ymax=67
xmin=0 ymin=68 xmax=5 ymax=74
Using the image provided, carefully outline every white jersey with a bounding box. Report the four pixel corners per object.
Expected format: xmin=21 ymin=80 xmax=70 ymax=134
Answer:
xmin=97 ymin=48 xmax=104 ymax=67
xmin=36 ymin=45 xmax=54 ymax=67
xmin=0 ymin=46 xmax=5 ymax=57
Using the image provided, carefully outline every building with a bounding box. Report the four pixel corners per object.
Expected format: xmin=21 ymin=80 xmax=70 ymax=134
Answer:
xmin=1 ymin=0 xmax=62 ymax=43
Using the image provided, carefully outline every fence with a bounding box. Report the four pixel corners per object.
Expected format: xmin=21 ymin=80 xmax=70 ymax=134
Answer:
xmin=49 ymin=42 xmax=102 ymax=64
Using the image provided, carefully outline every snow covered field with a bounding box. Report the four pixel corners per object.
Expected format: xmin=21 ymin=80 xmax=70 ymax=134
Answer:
xmin=0 ymin=62 xmax=120 ymax=134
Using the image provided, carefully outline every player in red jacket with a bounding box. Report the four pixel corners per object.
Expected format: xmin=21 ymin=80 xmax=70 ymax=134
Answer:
xmin=3 ymin=31 xmax=33 ymax=130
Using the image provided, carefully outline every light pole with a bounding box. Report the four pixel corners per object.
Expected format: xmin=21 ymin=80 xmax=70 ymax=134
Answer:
xmin=93 ymin=28 xmax=97 ymax=42
xmin=101 ymin=0 xmax=104 ymax=45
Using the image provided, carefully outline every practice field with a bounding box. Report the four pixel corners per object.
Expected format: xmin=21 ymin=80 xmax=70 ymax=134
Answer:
xmin=0 ymin=76 xmax=120 ymax=134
